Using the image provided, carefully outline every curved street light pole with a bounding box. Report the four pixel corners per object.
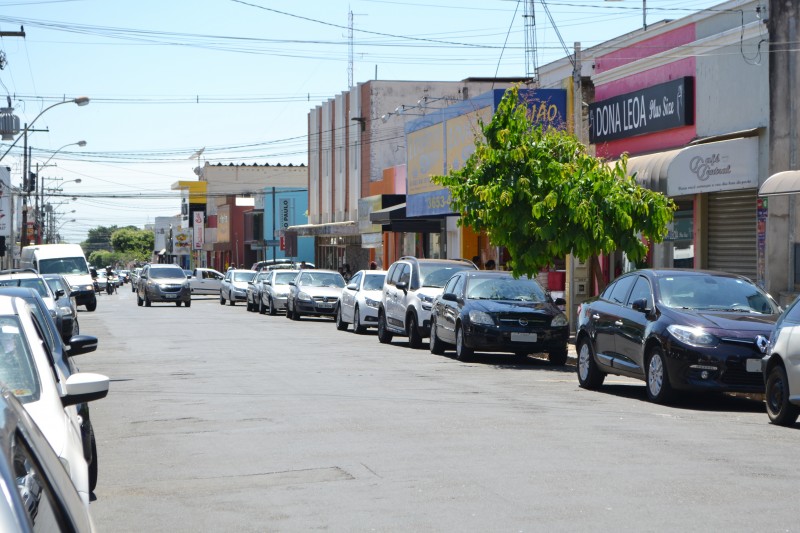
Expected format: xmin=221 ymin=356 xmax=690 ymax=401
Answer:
xmin=0 ymin=97 xmax=89 ymax=162
xmin=36 ymin=141 xmax=86 ymax=244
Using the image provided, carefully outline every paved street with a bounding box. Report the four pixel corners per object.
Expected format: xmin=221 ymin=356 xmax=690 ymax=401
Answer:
xmin=82 ymin=288 xmax=798 ymax=532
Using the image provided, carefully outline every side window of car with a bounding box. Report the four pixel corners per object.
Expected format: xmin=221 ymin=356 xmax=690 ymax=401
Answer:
xmin=600 ymin=280 xmax=617 ymax=301
xmin=386 ymin=264 xmax=399 ymax=286
xmin=453 ymin=275 xmax=466 ymax=298
xmin=782 ymin=297 xmax=800 ymax=324
xmin=608 ymin=275 xmax=636 ymax=305
xmin=349 ymin=272 xmax=362 ymax=287
xmin=626 ymin=276 xmax=653 ymax=308
xmin=12 ymin=430 xmax=65 ymax=531
xmin=443 ymin=276 xmax=459 ymax=296
xmin=398 ymin=264 xmax=411 ymax=285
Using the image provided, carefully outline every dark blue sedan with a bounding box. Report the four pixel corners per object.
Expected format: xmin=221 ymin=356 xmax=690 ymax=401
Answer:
xmin=429 ymin=270 xmax=569 ymax=364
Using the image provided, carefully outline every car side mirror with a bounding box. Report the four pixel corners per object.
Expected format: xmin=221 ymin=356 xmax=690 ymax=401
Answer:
xmin=631 ymin=298 xmax=650 ymax=314
xmin=289 ymin=281 xmax=296 ymax=286
xmin=442 ymin=293 xmax=457 ymax=302
xmin=55 ymin=289 xmax=65 ymax=298
xmin=61 ymin=372 xmax=109 ymax=407
xmin=347 ymin=283 xmax=357 ymax=290
xmin=66 ymin=334 xmax=99 ymax=357
xmin=396 ymin=281 xmax=408 ymax=292
xmin=553 ymin=297 xmax=566 ymax=306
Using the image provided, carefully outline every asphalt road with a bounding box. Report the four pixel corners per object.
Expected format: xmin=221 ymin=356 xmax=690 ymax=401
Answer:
xmin=79 ymin=286 xmax=799 ymax=532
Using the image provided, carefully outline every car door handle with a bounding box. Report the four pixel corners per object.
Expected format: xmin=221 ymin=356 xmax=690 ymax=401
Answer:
xmin=591 ymin=314 xmax=600 ymax=320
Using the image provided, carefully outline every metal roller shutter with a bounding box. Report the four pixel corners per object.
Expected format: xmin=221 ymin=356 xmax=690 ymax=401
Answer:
xmin=707 ymin=189 xmax=757 ymax=280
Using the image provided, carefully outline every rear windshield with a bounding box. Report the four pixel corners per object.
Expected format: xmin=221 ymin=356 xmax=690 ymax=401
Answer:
xmin=0 ymin=278 xmax=49 ymax=299
xmin=38 ymin=257 xmax=89 ymax=276
xmin=0 ymin=318 xmax=40 ymax=403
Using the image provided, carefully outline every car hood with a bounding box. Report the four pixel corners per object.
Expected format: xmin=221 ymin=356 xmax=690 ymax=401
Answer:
xmin=663 ymin=307 xmax=778 ymax=333
xmin=152 ymin=277 xmax=186 ymax=284
xmin=230 ymin=281 xmax=251 ymax=289
xmin=299 ymin=286 xmax=343 ymax=298
xmin=359 ymin=289 xmax=383 ymax=299
xmin=470 ymin=300 xmax=557 ymax=315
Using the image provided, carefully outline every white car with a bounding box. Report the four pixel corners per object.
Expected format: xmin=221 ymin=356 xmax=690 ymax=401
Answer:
xmin=335 ymin=270 xmax=387 ymax=333
xmin=763 ymin=296 xmax=800 ymax=426
xmin=0 ymin=296 xmax=108 ymax=506
xmin=258 ymin=269 xmax=298 ymax=315
xmin=189 ymin=267 xmax=225 ymax=295
xmin=220 ymin=269 xmax=257 ymax=306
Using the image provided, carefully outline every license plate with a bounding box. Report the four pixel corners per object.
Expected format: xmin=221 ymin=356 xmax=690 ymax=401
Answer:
xmin=511 ymin=332 xmax=537 ymax=342
xmin=317 ymin=302 xmax=332 ymax=309
xmin=164 ymin=294 xmax=177 ymax=299
xmin=746 ymin=358 xmax=761 ymax=372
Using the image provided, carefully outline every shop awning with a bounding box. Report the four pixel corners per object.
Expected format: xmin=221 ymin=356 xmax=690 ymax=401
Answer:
xmin=624 ymin=148 xmax=682 ymax=194
xmin=285 ymin=220 xmax=358 ymax=237
xmin=369 ymin=203 xmax=406 ymax=224
xmin=759 ymin=170 xmax=800 ymax=197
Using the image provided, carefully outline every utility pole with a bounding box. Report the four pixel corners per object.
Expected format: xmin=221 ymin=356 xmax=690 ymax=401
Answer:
xmin=21 ymin=125 xmax=28 ymax=248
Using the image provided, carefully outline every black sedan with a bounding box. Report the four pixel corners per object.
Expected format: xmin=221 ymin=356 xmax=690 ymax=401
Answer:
xmin=429 ymin=270 xmax=569 ymax=363
xmin=576 ymin=268 xmax=780 ymax=403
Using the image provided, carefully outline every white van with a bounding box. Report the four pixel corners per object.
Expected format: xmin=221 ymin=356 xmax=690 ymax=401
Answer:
xmin=20 ymin=244 xmax=97 ymax=311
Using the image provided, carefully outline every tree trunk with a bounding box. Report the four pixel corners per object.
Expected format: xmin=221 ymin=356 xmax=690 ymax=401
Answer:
xmin=590 ymin=254 xmax=607 ymax=294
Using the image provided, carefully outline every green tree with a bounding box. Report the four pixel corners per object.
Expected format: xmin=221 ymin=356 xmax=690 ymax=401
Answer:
xmin=110 ymin=227 xmax=154 ymax=262
xmin=431 ymin=86 xmax=676 ymax=290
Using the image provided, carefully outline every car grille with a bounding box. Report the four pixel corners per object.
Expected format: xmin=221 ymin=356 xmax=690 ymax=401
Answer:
xmin=161 ymin=285 xmax=183 ymax=293
xmin=313 ymin=296 xmax=338 ymax=304
xmin=497 ymin=313 xmax=551 ymax=327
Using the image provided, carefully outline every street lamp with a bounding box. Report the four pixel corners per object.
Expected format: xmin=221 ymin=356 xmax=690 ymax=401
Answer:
xmin=0 ymin=97 xmax=89 ymax=161
xmin=36 ymin=142 xmax=86 ymax=244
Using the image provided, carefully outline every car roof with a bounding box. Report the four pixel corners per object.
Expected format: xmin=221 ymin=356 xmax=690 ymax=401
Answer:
xmin=630 ymin=268 xmax=752 ymax=281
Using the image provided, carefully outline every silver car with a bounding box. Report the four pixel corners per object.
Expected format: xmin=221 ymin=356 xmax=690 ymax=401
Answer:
xmin=220 ymin=269 xmax=256 ymax=306
xmin=258 ymin=269 xmax=298 ymax=315
xmin=136 ymin=264 xmax=192 ymax=307
xmin=763 ymin=296 xmax=800 ymax=426
xmin=286 ymin=270 xmax=346 ymax=320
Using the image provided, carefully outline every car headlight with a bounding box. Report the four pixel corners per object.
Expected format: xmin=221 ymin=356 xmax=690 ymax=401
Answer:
xmin=59 ymin=306 xmax=73 ymax=316
xmin=469 ymin=310 xmax=494 ymax=326
xmin=83 ymin=285 xmax=93 ymax=291
xmin=182 ymin=282 xmax=190 ymax=289
xmin=419 ymin=294 xmax=434 ymax=304
xmin=667 ymin=325 xmax=719 ymax=347
xmin=551 ymin=314 xmax=568 ymax=327
xmin=364 ymin=297 xmax=380 ymax=308
xmin=298 ymin=291 xmax=312 ymax=301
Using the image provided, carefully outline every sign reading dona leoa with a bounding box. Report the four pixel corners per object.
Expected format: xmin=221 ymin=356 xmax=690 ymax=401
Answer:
xmin=589 ymin=77 xmax=694 ymax=144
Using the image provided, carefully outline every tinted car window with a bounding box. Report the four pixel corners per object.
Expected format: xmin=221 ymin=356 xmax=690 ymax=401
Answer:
xmin=419 ymin=264 xmax=474 ymax=288
xmin=658 ymin=273 xmax=778 ymax=314
xmin=349 ymin=272 xmax=362 ymax=287
xmin=607 ymin=275 xmax=636 ymax=304
xmin=38 ymin=257 xmax=89 ymax=275
xmin=0 ymin=279 xmax=49 ymax=299
xmin=626 ymin=276 xmax=652 ymax=307
xmin=386 ymin=264 xmax=399 ymax=286
xmin=443 ymin=276 xmax=459 ymax=296
xmin=782 ymin=297 xmax=800 ymax=324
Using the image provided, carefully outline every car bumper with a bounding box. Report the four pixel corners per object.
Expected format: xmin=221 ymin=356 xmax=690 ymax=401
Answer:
xmin=464 ymin=323 xmax=569 ymax=353
xmin=229 ymin=289 xmax=248 ymax=301
xmin=73 ymin=288 xmax=96 ymax=305
xmin=147 ymin=288 xmax=191 ymax=303
xmin=272 ymin=295 xmax=289 ymax=309
xmin=296 ymin=300 xmax=338 ymax=315
xmin=663 ymin=340 xmax=765 ymax=393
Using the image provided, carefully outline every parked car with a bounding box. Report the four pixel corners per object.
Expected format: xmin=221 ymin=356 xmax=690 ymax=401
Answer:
xmin=0 ymin=287 xmax=102 ymax=493
xmin=129 ymin=267 xmax=143 ymax=291
xmin=189 ymin=267 xmax=224 ymax=295
xmin=94 ymin=271 xmax=107 ymax=292
xmin=0 ymin=295 xmax=108 ymax=506
xmin=118 ymin=269 xmax=131 ymax=284
xmin=258 ymin=269 xmax=298 ymax=315
xmin=285 ymin=270 xmax=345 ymax=320
xmin=0 ymin=270 xmax=71 ymax=344
xmin=0 ymin=386 xmax=97 ymax=532
xmin=335 ymin=269 xmax=387 ymax=333
xmin=428 ymin=270 xmax=569 ymax=363
xmin=220 ymin=269 xmax=256 ymax=306
xmin=377 ymin=257 xmax=478 ymax=348
xmin=42 ymin=274 xmax=80 ymax=343
xmin=246 ymin=271 xmax=271 ymax=312
xmin=762 ymin=295 xmax=800 ymax=426
xmin=576 ymin=269 xmax=780 ymax=403
xmin=136 ymin=264 xmax=192 ymax=307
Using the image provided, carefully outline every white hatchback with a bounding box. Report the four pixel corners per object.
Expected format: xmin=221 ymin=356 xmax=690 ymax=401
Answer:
xmin=0 ymin=296 xmax=109 ymax=506
xmin=763 ymin=296 xmax=800 ymax=426
xmin=336 ymin=270 xmax=387 ymax=333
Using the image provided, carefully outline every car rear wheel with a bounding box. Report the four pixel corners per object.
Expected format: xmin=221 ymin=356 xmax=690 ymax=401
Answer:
xmin=766 ymin=365 xmax=800 ymax=426
xmin=377 ymin=311 xmax=393 ymax=344
xmin=353 ymin=305 xmax=366 ymax=334
xmin=175 ymin=301 xmax=181 ymax=307
xmin=229 ymin=297 xmax=235 ymax=306
xmin=407 ymin=313 xmax=423 ymax=348
xmin=455 ymin=325 xmax=473 ymax=361
xmin=85 ymin=298 xmax=97 ymax=312
xmin=577 ymin=338 xmax=605 ymax=389
xmin=145 ymin=293 xmax=151 ymax=307
xmin=220 ymin=293 xmax=225 ymax=305
xmin=429 ymin=318 xmax=445 ymax=355
xmin=185 ymin=299 xmax=191 ymax=308
xmin=335 ymin=305 xmax=348 ymax=331
xmin=137 ymin=294 xmax=143 ymax=307
xmin=268 ymin=297 xmax=277 ymax=316
xmin=258 ymin=297 xmax=266 ymax=314
xmin=646 ymin=346 xmax=674 ymax=404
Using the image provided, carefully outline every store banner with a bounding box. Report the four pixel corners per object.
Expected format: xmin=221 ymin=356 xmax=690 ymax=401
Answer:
xmin=193 ymin=211 xmax=205 ymax=250
xmin=667 ymin=137 xmax=758 ymax=196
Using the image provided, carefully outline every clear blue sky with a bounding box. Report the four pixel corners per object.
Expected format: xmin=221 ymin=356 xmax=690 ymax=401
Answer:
xmin=0 ymin=0 xmax=725 ymax=242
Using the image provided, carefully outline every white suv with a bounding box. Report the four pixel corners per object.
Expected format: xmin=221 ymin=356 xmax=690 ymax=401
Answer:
xmin=377 ymin=257 xmax=477 ymax=348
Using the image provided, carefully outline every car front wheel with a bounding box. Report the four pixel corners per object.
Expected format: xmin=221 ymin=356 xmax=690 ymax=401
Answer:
xmin=646 ymin=346 xmax=673 ymax=404
xmin=407 ymin=313 xmax=423 ymax=348
xmin=455 ymin=325 xmax=473 ymax=361
xmin=335 ymin=305 xmax=348 ymax=331
xmin=377 ymin=311 xmax=393 ymax=344
xmin=766 ymin=365 xmax=800 ymax=426
xmin=353 ymin=305 xmax=366 ymax=334
xmin=577 ymin=337 xmax=605 ymax=389
xmin=429 ymin=317 xmax=445 ymax=355
xmin=548 ymin=346 xmax=568 ymax=366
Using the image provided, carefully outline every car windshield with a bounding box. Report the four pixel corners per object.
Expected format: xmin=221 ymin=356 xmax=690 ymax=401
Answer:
xmin=658 ymin=273 xmax=779 ymax=314
xmin=149 ymin=267 xmax=186 ymax=279
xmin=363 ymin=274 xmax=386 ymax=291
xmin=419 ymin=264 xmax=474 ymax=288
xmin=233 ymin=271 xmax=256 ymax=282
xmin=0 ymin=279 xmax=49 ymax=299
xmin=298 ymin=272 xmax=345 ymax=288
xmin=466 ymin=276 xmax=548 ymax=302
xmin=274 ymin=272 xmax=297 ymax=284
xmin=37 ymin=257 xmax=89 ymax=275
xmin=0 ymin=317 xmax=40 ymax=403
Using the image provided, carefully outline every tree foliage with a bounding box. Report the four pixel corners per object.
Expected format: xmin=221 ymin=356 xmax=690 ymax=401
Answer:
xmin=431 ymin=86 xmax=676 ymax=283
xmin=111 ymin=227 xmax=154 ymax=261
xmin=83 ymin=225 xmax=153 ymax=267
